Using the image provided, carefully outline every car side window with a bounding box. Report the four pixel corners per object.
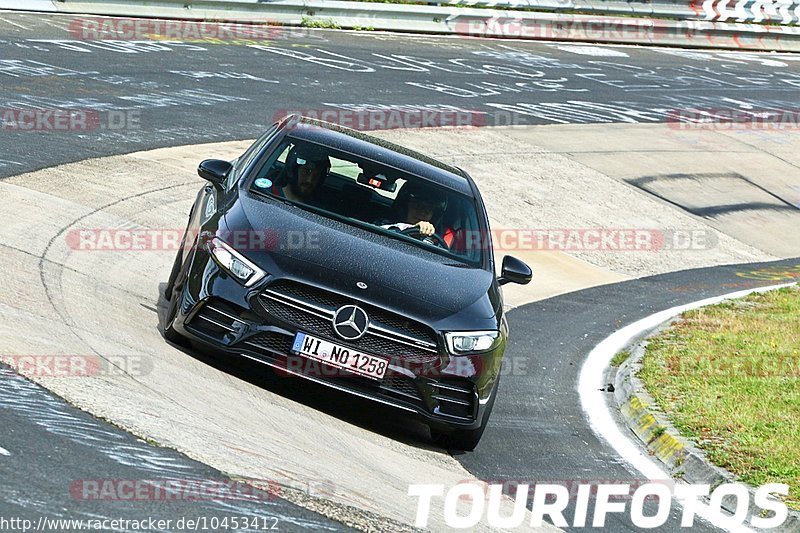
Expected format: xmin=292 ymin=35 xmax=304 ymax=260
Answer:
xmin=226 ymin=123 xmax=278 ymax=191
xmin=252 ymin=142 xmax=294 ymax=182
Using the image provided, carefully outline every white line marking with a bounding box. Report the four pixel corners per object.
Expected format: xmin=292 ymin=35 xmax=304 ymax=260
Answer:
xmin=39 ymin=18 xmax=70 ymax=31
xmin=0 ymin=446 xmax=10 ymax=456
xmin=0 ymin=17 xmax=30 ymax=30
xmin=552 ymin=44 xmax=630 ymax=57
xmin=579 ymin=281 xmax=796 ymax=532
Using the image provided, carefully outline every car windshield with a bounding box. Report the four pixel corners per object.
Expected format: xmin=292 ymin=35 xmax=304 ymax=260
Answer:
xmin=249 ymin=137 xmax=485 ymax=265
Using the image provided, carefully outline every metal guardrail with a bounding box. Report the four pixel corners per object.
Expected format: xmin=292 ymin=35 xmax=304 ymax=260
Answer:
xmin=429 ymin=0 xmax=800 ymax=25
xmin=0 ymin=0 xmax=56 ymax=9
xmin=698 ymin=0 xmax=800 ymax=24
xmin=22 ymin=0 xmax=800 ymax=25
xmin=3 ymin=0 xmax=800 ymax=51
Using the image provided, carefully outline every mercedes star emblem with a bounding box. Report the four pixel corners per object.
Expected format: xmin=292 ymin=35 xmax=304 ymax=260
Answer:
xmin=332 ymin=305 xmax=369 ymax=341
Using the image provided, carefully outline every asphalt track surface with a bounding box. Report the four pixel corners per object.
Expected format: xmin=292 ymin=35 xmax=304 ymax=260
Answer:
xmin=460 ymin=257 xmax=800 ymax=531
xmin=2 ymin=11 xmax=800 ymax=178
xmin=0 ymin=365 xmax=349 ymax=531
xmin=1 ymin=10 xmax=800 ymax=532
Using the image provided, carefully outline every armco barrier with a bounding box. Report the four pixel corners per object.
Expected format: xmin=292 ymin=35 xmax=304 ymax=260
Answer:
xmin=430 ymin=0 xmax=800 ymax=25
xmin=0 ymin=0 xmax=57 ymax=9
xmin=20 ymin=0 xmax=800 ymax=24
xmin=2 ymin=0 xmax=800 ymax=50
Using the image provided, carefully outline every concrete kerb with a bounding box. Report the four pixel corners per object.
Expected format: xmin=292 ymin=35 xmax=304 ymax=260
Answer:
xmin=610 ymin=287 xmax=800 ymax=532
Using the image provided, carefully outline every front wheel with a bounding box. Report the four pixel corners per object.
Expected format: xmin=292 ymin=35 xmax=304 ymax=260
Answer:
xmin=164 ymin=246 xmax=185 ymax=300
xmin=163 ymin=248 xmax=191 ymax=347
xmin=163 ymin=290 xmax=187 ymax=345
xmin=431 ymin=376 xmax=500 ymax=451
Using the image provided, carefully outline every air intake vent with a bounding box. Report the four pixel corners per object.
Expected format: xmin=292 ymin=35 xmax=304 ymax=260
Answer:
xmin=431 ymin=379 xmax=477 ymax=420
xmin=187 ymin=300 xmax=242 ymax=340
xmin=380 ymin=375 xmax=422 ymax=401
xmin=243 ymin=332 xmax=293 ymax=356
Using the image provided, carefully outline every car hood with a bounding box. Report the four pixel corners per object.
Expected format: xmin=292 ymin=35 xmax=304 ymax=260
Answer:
xmin=223 ymin=193 xmax=498 ymax=323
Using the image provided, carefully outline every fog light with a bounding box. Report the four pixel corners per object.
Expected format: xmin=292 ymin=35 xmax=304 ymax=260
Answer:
xmin=445 ymin=331 xmax=500 ymax=355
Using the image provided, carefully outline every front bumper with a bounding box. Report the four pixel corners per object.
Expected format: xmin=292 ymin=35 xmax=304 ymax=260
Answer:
xmin=171 ymin=249 xmax=503 ymax=430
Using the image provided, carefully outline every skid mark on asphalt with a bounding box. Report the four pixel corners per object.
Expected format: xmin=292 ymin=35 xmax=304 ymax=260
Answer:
xmin=0 ymin=177 xmax=217 ymax=423
xmin=36 ymin=180 xmax=196 ymax=329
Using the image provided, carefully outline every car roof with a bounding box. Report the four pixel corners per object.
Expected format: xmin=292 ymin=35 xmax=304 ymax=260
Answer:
xmin=278 ymin=115 xmax=475 ymax=196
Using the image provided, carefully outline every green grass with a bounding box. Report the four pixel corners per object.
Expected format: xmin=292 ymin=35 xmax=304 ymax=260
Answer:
xmin=611 ymin=350 xmax=630 ymax=367
xmin=639 ymin=287 xmax=800 ymax=510
xmin=300 ymin=16 xmax=341 ymax=29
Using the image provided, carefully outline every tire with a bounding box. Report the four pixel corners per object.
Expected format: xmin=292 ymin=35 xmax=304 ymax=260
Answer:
xmin=163 ymin=290 xmax=187 ymax=345
xmin=164 ymin=247 xmax=185 ymax=300
xmin=431 ymin=376 xmax=500 ymax=451
xmin=163 ymin=249 xmax=190 ymax=347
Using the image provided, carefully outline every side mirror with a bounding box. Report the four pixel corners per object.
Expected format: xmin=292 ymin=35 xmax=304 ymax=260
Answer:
xmin=198 ymin=159 xmax=232 ymax=187
xmin=498 ymin=256 xmax=532 ymax=286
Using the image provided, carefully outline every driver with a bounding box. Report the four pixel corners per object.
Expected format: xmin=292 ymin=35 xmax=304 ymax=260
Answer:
xmin=270 ymin=145 xmax=331 ymax=203
xmin=381 ymin=183 xmax=447 ymax=238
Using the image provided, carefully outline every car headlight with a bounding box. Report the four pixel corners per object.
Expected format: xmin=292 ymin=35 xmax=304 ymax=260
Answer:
xmin=206 ymin=237 xmax=267 ymax=287
xmin=445 ymin=331 xmax=501 ymax=355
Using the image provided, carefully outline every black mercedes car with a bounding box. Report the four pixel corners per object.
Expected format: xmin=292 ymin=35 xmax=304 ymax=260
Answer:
xmin=163 ymin=115 xmax=532 ymax=450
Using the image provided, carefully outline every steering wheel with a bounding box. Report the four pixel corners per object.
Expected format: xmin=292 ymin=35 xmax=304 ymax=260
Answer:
xmin=399 ymin=226 xmax=449 ymax=249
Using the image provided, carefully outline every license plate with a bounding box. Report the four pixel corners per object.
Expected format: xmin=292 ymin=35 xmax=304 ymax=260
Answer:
xmin=291 ymin=332 xmax=389 ymax=380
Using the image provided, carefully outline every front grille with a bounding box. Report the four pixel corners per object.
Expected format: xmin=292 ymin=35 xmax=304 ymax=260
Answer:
xmin=256 ymin=296 xmax=331 ymax=332
xmin=380 ymin=375 xmax=421 ymax=400
xmin=430 ymin=379 xmax=477 ymax=420
xmin=257 ymin=280 xmax=441 ymax=364
xmin=269 ymin=280 xmax=345 ymax=309
xmin=265 ymin=280 xmax=437 ymax=344
xmin=243 ymin=331 xmax=293 ymax=355
xmin=353 ymin=335 xmax=434 ymax=363
xmin=367 ymin=311 xmax=433 ymax=343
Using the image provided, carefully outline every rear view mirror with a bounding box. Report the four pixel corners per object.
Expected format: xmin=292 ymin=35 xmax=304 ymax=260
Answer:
xmin=498 ymin=256 xmax=533 ymax=286
xmin=357 ymin=171 xmax=397 ymax=192
xmin=198 ymin=159 xmax=232 ymax=186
